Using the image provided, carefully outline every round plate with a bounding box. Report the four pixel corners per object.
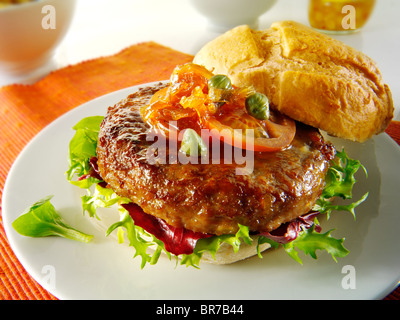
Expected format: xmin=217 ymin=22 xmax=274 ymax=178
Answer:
xmin=2 ymin=82 xmax=400 ymax=300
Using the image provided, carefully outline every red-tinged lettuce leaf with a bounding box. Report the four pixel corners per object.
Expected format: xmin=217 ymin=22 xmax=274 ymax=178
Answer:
xmin=260 ymin=212 xmax=321 ymax=244
xmin=78 ymin=157 xmax=102 ymax=180
xmin=121 ymin=203 xmax=212 ymax=256
xmin=77 ymin=157 xmax=107 ymax=188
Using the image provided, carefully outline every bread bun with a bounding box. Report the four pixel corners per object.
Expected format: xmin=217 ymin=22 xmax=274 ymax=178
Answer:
xmin=194 ymin=21 xmax=394 ymax=142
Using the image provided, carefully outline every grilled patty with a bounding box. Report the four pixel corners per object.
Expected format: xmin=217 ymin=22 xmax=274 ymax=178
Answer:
xmin=97 ymin=83 xmax=335 ymax=236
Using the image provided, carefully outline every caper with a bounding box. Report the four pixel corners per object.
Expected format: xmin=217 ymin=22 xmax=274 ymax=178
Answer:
xmin=208 ymin=74 xmax=232 ymax=90
xmin=179 ymin=129 xmax=208 ymax=157
xmin=208 ymin=75 xmax=233 ymax=106
xmin=245 ymin=93 xmax=270 ymax=120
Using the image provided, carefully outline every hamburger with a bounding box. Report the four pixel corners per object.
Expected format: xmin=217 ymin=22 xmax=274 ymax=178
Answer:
xmin=66 ymin=21 xmax=393 ymax=268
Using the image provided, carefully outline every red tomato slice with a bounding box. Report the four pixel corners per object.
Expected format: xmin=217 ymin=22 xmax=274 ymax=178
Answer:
xmin=141 ymin=63 xmax=297 ymax=152
xmin=205 ymin=109 xmax=296 ymax=152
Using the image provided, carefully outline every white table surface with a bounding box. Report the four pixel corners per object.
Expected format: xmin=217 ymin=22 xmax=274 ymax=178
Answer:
xmin=1 ymin=0 xmax=400 ymax=120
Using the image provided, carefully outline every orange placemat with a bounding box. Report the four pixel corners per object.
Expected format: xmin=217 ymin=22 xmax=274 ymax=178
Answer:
xmin=0 ymin=42 xmax=398 ymax=300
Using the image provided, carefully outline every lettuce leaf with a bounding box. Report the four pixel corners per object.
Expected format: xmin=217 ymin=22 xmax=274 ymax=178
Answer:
xmin=180 ymin=224 xmax=253 ymax=268
xmin=322 ymin=149 xmax=367 ymax=200
xmin=314 ymin=193 xmax=369 ymax=220
xmin=106 ymin=209 xmax=170 ymax=269
xmin=12 ymin=195 xmax=93 ymax=243
xmin=284 ymin=225 xmax=349 ymax=263
xmin=81 ymin=183 xmax=121 ymax=219
xmin=313 ymin=148 xmax=369 ymax=219
xmin=66 ymin=116 xmax=104 ymax=180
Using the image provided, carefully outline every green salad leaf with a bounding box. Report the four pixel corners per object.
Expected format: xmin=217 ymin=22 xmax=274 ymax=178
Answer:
xmin=254 ymin=224 xmax=349 ymax=265
xmin=289 ymin=225 xmax=349 ymax=260
xmin=255 ymin=224 xmax=350 ymax=265
xmin=12 ymin=195 xmax=93 ymax=243
xmin=66 ymin=116 xmax=104 ymax=180
xmin=313 ymin=148 xmax=369 ymax=219
xmin=314 ymin=192 xmax=369 ymax=220
xmin=180 ymin=224 xmax=253 ymax=268
xmin=81 ymin=183 xmax=121 ymax=219
xmin=106 ymin=209 xmax=171 ymax=269
xmin=66 ymin=115 xmax=110 ymax=219
xmin=283 ymin=225 xmax=349 ymax=264
xmin=322 ymin=149 xmax=367 ymax=200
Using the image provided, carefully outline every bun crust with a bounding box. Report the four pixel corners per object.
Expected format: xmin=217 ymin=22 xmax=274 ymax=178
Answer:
xmin=194 ymin=21 xmax=394 ymax=142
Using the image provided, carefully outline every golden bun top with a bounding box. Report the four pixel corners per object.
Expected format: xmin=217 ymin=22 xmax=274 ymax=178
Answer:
xmin=194 ymin=21 xmax=394 ymax=142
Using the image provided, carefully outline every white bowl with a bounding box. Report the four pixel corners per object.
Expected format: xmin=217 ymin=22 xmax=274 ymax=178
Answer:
xmin=189 ymin=0 xmax=277 ymax=31
xmin=0 ymin=0 xmax=76 ymax=78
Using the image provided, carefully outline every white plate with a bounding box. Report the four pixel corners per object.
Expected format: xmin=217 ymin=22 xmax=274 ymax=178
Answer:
xmin=2 ymin=83 xmax=400 ymax=300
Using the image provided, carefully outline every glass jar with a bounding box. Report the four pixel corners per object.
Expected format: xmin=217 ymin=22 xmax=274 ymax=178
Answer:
xmin=309 ymin=0 xmax=376 ymax=34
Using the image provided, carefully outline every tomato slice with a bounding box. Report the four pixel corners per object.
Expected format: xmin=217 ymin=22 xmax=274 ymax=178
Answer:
xmin=141 ymin=63 xmax=296 ymax=152
xmin=205 ymin=109 xmax=296 ymax=152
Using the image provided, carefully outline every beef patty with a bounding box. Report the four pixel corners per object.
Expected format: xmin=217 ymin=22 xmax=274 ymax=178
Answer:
xmin=97 ymin=83 xmax=335 ymax=236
